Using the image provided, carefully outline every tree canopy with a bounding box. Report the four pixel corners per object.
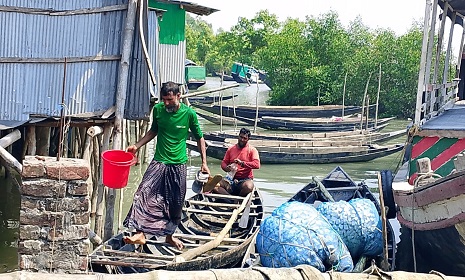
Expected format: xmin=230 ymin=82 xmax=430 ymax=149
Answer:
xmin=185 ymin=11 xmax=453 ymax=119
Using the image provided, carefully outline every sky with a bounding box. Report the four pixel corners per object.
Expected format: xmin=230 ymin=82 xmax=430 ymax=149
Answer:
xmin=193 ymin=0 xmax=427 ymax=35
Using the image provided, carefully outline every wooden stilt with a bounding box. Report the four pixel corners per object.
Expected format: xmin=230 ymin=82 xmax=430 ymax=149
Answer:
xmin=36 ymin=127 xmax=51 ymax=156
xmin=95 ymin=124 xmax=112 ymax=238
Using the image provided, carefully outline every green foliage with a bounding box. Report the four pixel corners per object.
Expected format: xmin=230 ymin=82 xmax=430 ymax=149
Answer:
xmin=185 ymin=10 xmax=454 ymax=118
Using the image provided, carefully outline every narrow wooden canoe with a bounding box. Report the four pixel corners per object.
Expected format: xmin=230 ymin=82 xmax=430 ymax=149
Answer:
xmin=89 ymin=189 xmax=264 ymax=273
xmin=203 ymin=127 xmax=405 ymax=144
xmin=191 ymin=102 xmax=364 ymax=119
xmin=287 ymin=166 xmax=396 ymax=271
xmin=187 ymin=139 xmax=405 ymax=164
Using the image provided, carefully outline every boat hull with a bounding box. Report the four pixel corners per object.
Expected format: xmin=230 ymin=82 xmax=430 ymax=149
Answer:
xmin=187 ymin=140 xmax=404 ymax=164
xmin=89 ymin=190 xmax=264 ymax=273
xmin=287 ymin=166 xmax=396 ymax=271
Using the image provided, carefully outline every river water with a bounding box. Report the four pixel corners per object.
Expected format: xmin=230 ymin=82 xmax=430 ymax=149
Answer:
xmin=0 ymin=77 xmax=409 ymax=273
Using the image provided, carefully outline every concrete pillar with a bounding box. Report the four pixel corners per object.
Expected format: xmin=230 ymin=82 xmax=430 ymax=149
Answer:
xmin=19 ymin=156 xmax=91 ymax=273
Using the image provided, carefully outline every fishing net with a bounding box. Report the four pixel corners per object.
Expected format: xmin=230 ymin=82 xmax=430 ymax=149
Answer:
xmin=317 ymin=198 xmax=383 ymax=258
xmin=256 ymin=201 xmax=353 ymax=272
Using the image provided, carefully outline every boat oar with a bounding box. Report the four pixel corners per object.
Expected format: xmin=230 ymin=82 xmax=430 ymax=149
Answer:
xmin=238 ymin=187 xmax=255 ymax=228
xmin=173 ymin=191 xmax=254 ymax=263
xmin=377 ymin=171 xmax=390 ymax=271
xmin=312 ymin=177 xmax=335 ymax=202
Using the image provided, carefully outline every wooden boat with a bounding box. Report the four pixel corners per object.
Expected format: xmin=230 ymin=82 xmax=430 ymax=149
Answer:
xmin=187 ymin=139 xmax=404 ymax=164
xmin=235 ymin=115 xmax=395 ymax=132
xmin=185 ymin=59 xmax=206 ymax=90
xmin=287 ymin=166 xmax=396 ymax=271
xmin=89 ymin=189 xmax=264 ymax=272
xmin=192 ymin=102 xmax=364 ymax=119
xmin=202 ymin=125 xmax=405 ymax=144
xmin=196 ymin=110 xmax=247 ymax=126
xmin=187 ymin=94 xmax=237 ymax=104
xmin=389 ymin=0 xmax=465 ymax=276
xmin=230 ymin=62 xmax=262 ymax=84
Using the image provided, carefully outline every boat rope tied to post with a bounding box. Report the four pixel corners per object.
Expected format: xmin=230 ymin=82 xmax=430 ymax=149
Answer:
xmin=256 ymin=201 xmax=353 ymax=272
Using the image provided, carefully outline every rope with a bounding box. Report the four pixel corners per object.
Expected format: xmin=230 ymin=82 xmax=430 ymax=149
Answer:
xmin=411 ymin=171 xmax=442 ymax=273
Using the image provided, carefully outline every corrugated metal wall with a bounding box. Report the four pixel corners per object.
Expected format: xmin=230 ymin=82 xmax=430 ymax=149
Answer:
xmin=158 ymin=40 xmax=186 ymax=85
xmin=0 ymin=0 xmax=157 ymax=123
xmin=124 ymin=2 xmax=158 ymax=120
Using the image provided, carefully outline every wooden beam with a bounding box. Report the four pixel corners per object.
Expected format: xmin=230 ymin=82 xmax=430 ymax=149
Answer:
xmin=0 ymin=55 xmax=121 ymax=64
xmin=0 ymin=4 xmax=127 ymax=16
xmin=0 ymin=129 xmax=21 ymax=148
xmin=0 ymin=145 xmax=22 ymax=174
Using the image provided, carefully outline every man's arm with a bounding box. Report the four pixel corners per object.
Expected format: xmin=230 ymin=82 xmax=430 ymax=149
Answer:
xmin=127 ymin=130 xmax=157 ymax=154
xmin=196 ymin=137 xmax=210 ymax=174
xmin=235 ymin=147 xmax=260 ymax=169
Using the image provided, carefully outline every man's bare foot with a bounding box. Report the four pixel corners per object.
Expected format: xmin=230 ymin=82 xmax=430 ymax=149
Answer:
xmin=166 ymin=234 xmax=184 ymax=250
xmin=123 ymin=232 xmax=146 ymax=245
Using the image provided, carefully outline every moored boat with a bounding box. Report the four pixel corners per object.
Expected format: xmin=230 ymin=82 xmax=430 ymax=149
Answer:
xmin=185 ymin=59 xmax=206 ymax=90
xmin=390 ymin=0 xmax=465 ymax=276
xmin=256 ymin=166 xmax=396 ymax=271
xmin=89 ymin=189 xmax=264 ymax=273
xmin=192 ymin=102 xmax=364 ymax=119
xmin=202 ymin=126 xmax=405 ymax=143
xmin=187 ymin=139 xmax=404 ymax=164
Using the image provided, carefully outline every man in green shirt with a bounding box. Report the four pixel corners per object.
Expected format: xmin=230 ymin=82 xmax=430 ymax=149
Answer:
xmin=123 ymin=81 xmax=209 ymax=250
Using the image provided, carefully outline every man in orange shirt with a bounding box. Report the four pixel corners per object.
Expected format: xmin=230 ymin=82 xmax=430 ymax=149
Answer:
xmin=214 ymin=128 xmax=260 ymax=196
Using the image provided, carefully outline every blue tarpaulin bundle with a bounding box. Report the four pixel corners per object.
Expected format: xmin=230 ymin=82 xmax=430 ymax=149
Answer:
xmin=317 ymin=198 xmax=383 ymax=258
xmin=256 ymin=201 xmax=354 ymax=272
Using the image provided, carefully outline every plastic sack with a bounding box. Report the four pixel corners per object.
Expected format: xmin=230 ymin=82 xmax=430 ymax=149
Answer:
xmin=256 ymin=201 xmax=353 ymax=272
xmin=317 ymin=198 xmax=382 ymax=258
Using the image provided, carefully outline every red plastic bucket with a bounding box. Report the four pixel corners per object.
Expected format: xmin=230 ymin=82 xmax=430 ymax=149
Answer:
xmin=101 ymin=150 xmax=136 ymax=189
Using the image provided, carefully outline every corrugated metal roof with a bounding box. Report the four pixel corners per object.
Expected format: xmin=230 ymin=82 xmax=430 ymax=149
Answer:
xmin=0 ymin=0 xmax=159 ymax=123
xmin=155 ymin=0 xmax=219 ymax=16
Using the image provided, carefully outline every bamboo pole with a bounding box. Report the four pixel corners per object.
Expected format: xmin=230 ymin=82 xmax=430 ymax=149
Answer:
xmin=0 ymin=145 xmax=22 ymax=174
xmin=377 ymin=172 xmax=390 ymax=271
xmin=107 ymin=0 xmax=138 ymax=240
xmin=174 ymin=191 xmax=254 ymax=263
xmin=360 ymin=73 xmax=371 ymax=131
xmin=95 ymin=124 xmax=112 ymax=238
xmin=253 ymin=79 xmax=259 ymax=133
xmin=24 ymin=126 xmax=36 ymax=156
xmin=375 ymin=64 xmax=381 ymax=128
xmin=180 ymin=83 xmax=240 ymax=99
xmin=342 ymin=72 xmax=347 ymax=119
xmin=0 ymin=130 xmax=21 ymax=148
xmin=90 ymin=136 xmax=100 ymax=224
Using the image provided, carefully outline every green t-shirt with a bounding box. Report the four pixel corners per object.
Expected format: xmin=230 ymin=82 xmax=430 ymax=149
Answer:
xmin=150 ymin=102 xmax=203 ymax=164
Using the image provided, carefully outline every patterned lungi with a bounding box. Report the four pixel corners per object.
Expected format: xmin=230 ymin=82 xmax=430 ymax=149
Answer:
xmin=123 ymin=159 xmax=187 ymax=236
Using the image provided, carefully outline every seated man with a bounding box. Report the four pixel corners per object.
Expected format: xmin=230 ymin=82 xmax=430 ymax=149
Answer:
xmin=214 ymin=128 xmax=260 ymax=196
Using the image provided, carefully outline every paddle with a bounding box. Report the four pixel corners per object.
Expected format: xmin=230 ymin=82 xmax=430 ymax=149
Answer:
xmin=173 ymin=190 xmax=254 ymax=263
xmin=238 ymin=186 xmax=255 ymax=228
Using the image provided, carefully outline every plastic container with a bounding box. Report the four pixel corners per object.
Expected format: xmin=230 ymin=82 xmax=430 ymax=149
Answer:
xmin=224 ymin=163 xmax=238 ymax=185
xmin=101 ymin=150 xmax=137 ymax=189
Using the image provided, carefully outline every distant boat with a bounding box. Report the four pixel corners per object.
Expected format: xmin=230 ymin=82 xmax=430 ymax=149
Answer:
xmin=195 ymin=110 xmax=247 ymax=126
xmin=234 ymin=115 xmax=395 ymax=132
xmin=203 ymin=126 xmax=405 ymax=144
xmin=191 ymin=102 xmax=364 ymax=119
xmin=231 ymin=62 xmax=265 ymax=84
xmin=187 ymin=139 xmax=404 ymax=164
xmin=187 ymin=94 xmax=237 ymax=104
xmin=185 ymin=59 xmax=206 ymax=90
xmin=214 ymin=71 xmax=235 ymax=81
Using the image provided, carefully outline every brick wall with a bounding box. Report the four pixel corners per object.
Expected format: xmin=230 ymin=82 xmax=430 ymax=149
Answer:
xmin=19 ymin=156 xmax=91 ymax=273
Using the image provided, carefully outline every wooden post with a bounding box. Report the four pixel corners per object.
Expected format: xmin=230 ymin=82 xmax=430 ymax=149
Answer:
xmin=342 ymin=72 xmax=347 ymax=119
xmin=106 ymin=0 xmax=138 ymax=239
xmin=36 ymin=127 xmax=51 ymax=156
xmin=24 ymin=126 xmax=36 ymax=156
xmin=0 ymin=145 xmax=22 ymax=174
xmin=360 ymin=73 xmax=371 ymax=131
xmin=253 ymin=79 xmax=259 ymax=133
xmin=375 ymin=64 xmax=381 ymax=128
xmin=0 ymin=130 xmax=21 ymax=148
xmin=95 ymin=124 xmax=112 ymax=238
